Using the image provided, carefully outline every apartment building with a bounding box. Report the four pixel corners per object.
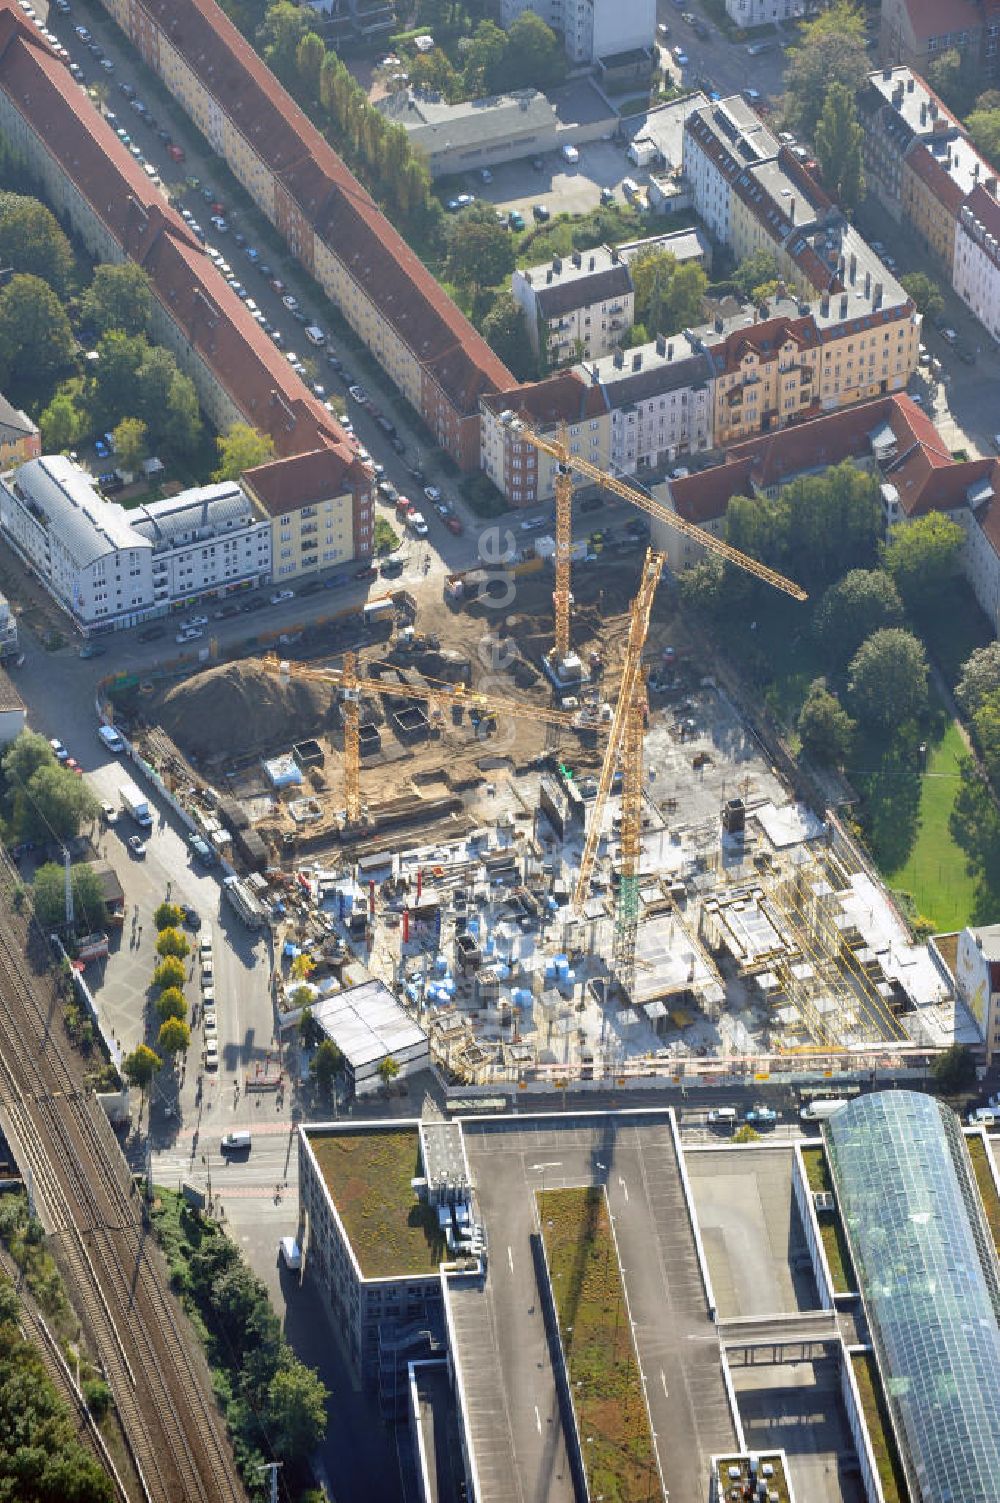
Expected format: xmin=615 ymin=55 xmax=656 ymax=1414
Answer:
xmin=955 ymin=182 xmax=1000 ymax=341
xmin=586 ymin=335 xmax=713 ymax=475
xmin=728 ymin=152 xmax=838 ymax=297
xmin=500 ymin=0 xmax=654 ymax=65
xmin=0 ymin=456 xmax=284 ymax=631
xmin=480 ymin=372 xmax=611 ymax=506
xmin=682 ymin=98 xmax=782 ymax=245
xmin=511 ymin=247 xmax=635 ymax=364
xmin=880 ymin=0 xmax=1000 ymax=82
xmin=242 ymin=448 xmax=372 ymax=580
xmin=93 ymin=0 xmax=512 ymax=472
xmin=954 ymin=924 xmax=1000 ymax=1065
xmin=0 ymin=0 xmax=367 ymax=503
xmin=858 ymin=66 xmax=1000 ymax=342
xmin=0 ymin=394 xmax=39 ymax=468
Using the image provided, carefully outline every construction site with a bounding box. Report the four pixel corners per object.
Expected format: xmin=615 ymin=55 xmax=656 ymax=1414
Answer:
xmin=111 ymin=428 xmax=964 ymax=1087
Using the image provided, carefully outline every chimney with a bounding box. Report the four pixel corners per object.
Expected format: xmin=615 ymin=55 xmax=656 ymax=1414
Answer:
xmin=572 ymin=250 xmax=582 ymax=268
xmin=929 ymin=100 xmax=938 ymax=120
xmin=613 ymin=348 xmax=624 ymax=369
xmin=789 ymin=196 xmax=796 ymax=221
xmin=907 ymin=76 xmax=914 ymax=92
xmin=987 ymin=177 xmax=999 ymax=198
xmin=892 ymin=83 xmax=904 ymax=106
xmin=632 ymin=352 xmax=642 ymax=371
xmin=840 ymin=293 xmax=849 ymax=317
xmin=546 ymin=270 xmax=553 ymax=283
xmin=715 ymin=314 xmax=724 ymax=332
xmin=588 ymin=254 xmax=595 ymax=270
xmin=610 ymin=245 xmax=620 ymax=262
xmin=553 ymin=256 xmax=562 ymax=273
xmin=849 ymin=252 xmax=857 ymax=283
xmin=655 ymin=334 xmax=667 ymax=356
xmin=873 ymin=282 xmax=883 ymax=309
xmin=864 ymin=270 xmax=871 ymax=297
xmin=667 ymin=342 xmax=674 ymax=358
xmin=590 ymin=364 xmax=600 ymax=384
xmin=820 ymin=293 xmax=830 ymax=316
xmin=882 ymin=65 xmax=892 ymax=81
xmin=920 ymin=102 xmax=927 ymax=126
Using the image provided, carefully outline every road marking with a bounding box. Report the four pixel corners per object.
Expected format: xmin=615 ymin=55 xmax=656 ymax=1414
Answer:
xmin=619 ymin=1175 xmax=629 ymax=1203
xmin=507 ymin=1245 xmax=514 ymax=1275
xmin=534 ymin=1405 xmax=541 ymax=1435
xmin=660 ymin=1369 xmax=668 ymax=1398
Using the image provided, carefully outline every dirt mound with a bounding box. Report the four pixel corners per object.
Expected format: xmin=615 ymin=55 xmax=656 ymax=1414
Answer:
xmin=155 ymin=661 xmax=338 ymax=761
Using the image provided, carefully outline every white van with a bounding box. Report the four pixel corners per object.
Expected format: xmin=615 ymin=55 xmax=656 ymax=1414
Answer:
xmin=97 ymin=724 xmax=125 ymax=753
xmin=278 ymin=1236 xmax=302 ymax=1271
xmin=622 ymin=177 xmax=640 ymax=199
xmin=304 ymin=325 xmax=326 ymax=347
xmin=221 ymin=1130 xmax=252 ymax=1152
xmin=967 ymin=1107 xmax=1000 ymax=1128
xmin=800 ymin=1098 xmax=850 ymax=1122
xmin=561 ymin=143 xmax=580 ymax=165
xmin=707 ymin=1107 xmax=738 ymax=1127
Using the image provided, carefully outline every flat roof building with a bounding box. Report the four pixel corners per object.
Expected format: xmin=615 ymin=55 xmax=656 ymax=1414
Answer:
xmin=512 ymin=245 xmax=635 ymax=363
xmin=306 ymin=978 xmax=430 ymax=1095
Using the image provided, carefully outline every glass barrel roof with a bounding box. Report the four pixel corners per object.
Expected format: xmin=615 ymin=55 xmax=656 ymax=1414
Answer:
xmin=826 ymin=1091 xmax=1000 ymax=1503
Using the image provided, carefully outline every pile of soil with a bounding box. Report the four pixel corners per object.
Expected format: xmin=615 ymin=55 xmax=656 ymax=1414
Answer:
xmin=155 ymin=662 xmax=339 ymax=761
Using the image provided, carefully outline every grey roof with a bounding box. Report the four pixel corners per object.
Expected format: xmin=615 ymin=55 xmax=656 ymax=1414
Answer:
xmin=827 ymin=1092 xmax=1000 ymax=1503
xmin=581 ymin=337 xmax=711 ymax=406
xmin=615 ymin=226 xmax=711 ymax=266
xmin=130 ymin=481 xmax=256 ymax=547
xmin=12 ymin=456 xmax=147 ymax=567
xmin=0 ymin=393 xmax=36 ymax=442
xmin=534 ymin=264 xmax=632 ymax=319
xmin=310 ymin=978 xmax=427 ymax=1071
xmin=378 ymin=87 xmax=556 ymax=154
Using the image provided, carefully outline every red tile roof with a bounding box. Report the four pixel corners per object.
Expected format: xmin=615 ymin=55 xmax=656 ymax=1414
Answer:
xmin=670 ymin=459 xmax=755 ymax=524
xmin=243 ymin=447 xmax=369 ymax=517
xmin=708 ymin=314 xmax=815 ymax=374
xmin=0 ymin=8 xmax=352 ymax=463
xmin=895 ymin=0 xmax=995 ymax=43
xmin=126 ymin=0 xmax=512 ymax=415
xmin=963 ymin=182 xmax=1000 ymax=241
xmin=483 ymin=371 xmax=609 ymax=426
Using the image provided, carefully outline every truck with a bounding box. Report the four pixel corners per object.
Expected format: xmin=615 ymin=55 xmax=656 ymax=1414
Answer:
xmin=223 ymin=874 xmax=270 ymax=929
xmin=800 ymin=1098 xmax=850 ymax=1122
xmin=119 ymin=781 xmax=153 ymax=828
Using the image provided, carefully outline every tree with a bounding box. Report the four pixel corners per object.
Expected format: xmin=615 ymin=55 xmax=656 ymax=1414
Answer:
xmin=213 ymin=422 xmax=275 ymax=481
xmin=18 ymin=765 xmax=98 ymax=843
xmin=155 ymin=927 xmax=190 ymax=960
xmin=39 ymin=388 xmax=85 ymax=451
xmin=267 ymin=1360 xmax=329 ymax=1460
xmin=154 ymin=901 xmax=184 ymax=931
xmin=480 ymin=291 xmax=535 ymax=379
xmin=814 ymin=83 xmax=864 ymax=213
xmin=290 ymin=952 xmax=315 ymax=982
xmin=882 ymin=512 xmax=964 ymax=607
xmin=900 ymin=272 xmax=945 ymax=322
xmin=409 ymin=47 xmax=463 ymax=101
xmin=32 ymin=862 xmax=105 ymax=930
xmin=0 ymin=192 xmax=73 ymax=293
xmin=967 ymin=105 xmax=1000 ymax=167
xmin=726 ymin=463 xmax=881 ymax=592
xmin=0 ymin=274 xmax=74 ymax=385
xmin=378 ymin=1055 xmax=401 ymax=1085
xmin=81 ymin=262 xmax=152 ymax=336
xmin=462 ymin=20 xmax=507 ymax=95
xmin=798 ymin=679 xmax=856 ymax=765
xmin=813 ymin=569 xmax=904 ymax=665
xmin=296 ymin=30 xmax=325 ymax=101
xmin=153 ymin=955 xmax=186 ymax=990
xmin=731 ymin=249 xmax=779 ymax=302
xmin=1 ymin=730 xmax=56 ymax=798
xmin=311 ymin=1037 xmax=342 ymax=1096
xmin=930 ymin=1043 xmax=977 ymax=1094
xmin=298 ymin=1006 xmax=324 ymax=1047
xmin=112 ymin=416 xmax=147 ymax=473
xmin=156 ymin=987 xmax=187 ymax=1022
xmin=925 ymin=46 xmax=981 ymax=117
xmin=956 ymin=642 xmax=1000 ymax=718
xmin=162 ymin=371 xmax=202 ymax=457
xmin=733 ymin=1124 xmax=761 ymax=1144
xmin=496 ymin=11 xmax=565 ymax=91
xmin=91 ymin=330 xmax=148 ymax=428
xmin=446 ymin=206 xmax=515 ymax=297
xmin=848 ymin=628 xmax=929 ymax=730
xmin=256 ymin=0 xmax=312 ymax=85
xmin=630 ymin=250 xmax=707 ymax=336
xmin=971 ymin=690 xmax=1000 ymax=783
xmin=783 ymin=3 xmax=869 ymax=139
xmin=157 ymin=1016 xmax=190 ymax=1058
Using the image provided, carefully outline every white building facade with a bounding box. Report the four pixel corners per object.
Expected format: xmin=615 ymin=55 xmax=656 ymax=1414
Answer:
xmin=0 ymin=456 xmax=272 ymax=633
xmin=500 ymin=0 xmax=654 ymax=63
xmin=953 ymin=924 xmax=1000 ymax=1064
xmin=953 ymin=187 xmax=1000 ymax=344
xmin=725 ymin=0 xmax=796 ymax=24
xmin=511 ymin=248 xmax=635 ymax=363
xmin=591 ymin=338 xmax=714 ymax=473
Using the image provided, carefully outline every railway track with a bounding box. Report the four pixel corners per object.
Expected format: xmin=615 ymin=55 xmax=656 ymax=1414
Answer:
xmin=0 ymin=858 xmax=246 ymax=1503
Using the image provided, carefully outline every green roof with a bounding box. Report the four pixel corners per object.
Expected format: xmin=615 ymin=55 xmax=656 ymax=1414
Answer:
xmin=307 ymin=1127 xmax=446 ymax=1279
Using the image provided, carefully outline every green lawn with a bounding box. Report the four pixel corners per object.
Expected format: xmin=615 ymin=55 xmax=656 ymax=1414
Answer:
xmin=539 ymin=1187 xmax=658 ymax=1503
xmin=851 ymin=1353 xmax=906 ymax=1503
xmin=967 ymin=1135 xmax=1000 ymax=1256
xmin=883 ymin=717 xmax=978 ymax=931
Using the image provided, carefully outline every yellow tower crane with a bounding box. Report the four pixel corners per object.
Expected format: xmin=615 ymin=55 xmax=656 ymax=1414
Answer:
xmin=508 ymin=421 xmax=808 ymax=1000
xmin=269 ymin=657 xmax=601 ymax=826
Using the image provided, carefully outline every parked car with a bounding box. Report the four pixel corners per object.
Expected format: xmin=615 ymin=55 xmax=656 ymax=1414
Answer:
xmin=532 ymin=203 xmax=550 ymax=222
xmin=270 ymin=589 xmax=295 ymax=605
xmin=127 ymin=835 xmax=147 ymax=858
xmin=49 ymin=738 xmax=69 ymax=762
xmin=175 ymin=627 xmax=203 ymax=643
